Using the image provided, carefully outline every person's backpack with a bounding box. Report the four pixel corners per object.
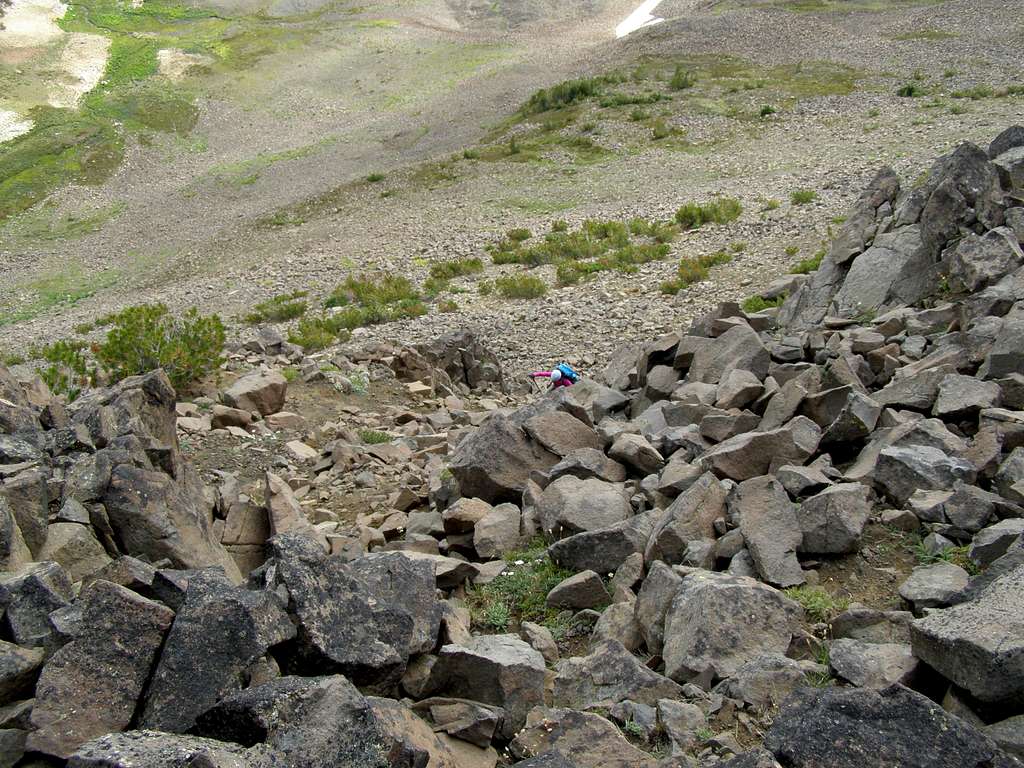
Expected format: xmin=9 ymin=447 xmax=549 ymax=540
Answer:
xmin=555 ymin=363 xmax=580 ymax=383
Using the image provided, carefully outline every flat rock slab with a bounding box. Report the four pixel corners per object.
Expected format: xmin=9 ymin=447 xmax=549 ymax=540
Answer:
xmin=910 ymin=563 xmax=1024 ymax=706
xmin=763 ymin=684 xmax=1012 ymax=768
xmin=553 ymin=639 xmax=682 ymax=710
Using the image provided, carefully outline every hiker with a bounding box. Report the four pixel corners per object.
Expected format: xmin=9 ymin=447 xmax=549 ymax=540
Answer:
xmin=528 ymin=363 xmax=580 ymax=390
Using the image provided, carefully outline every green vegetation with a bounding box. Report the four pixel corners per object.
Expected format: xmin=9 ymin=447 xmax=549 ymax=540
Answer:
xmin=244 ymin=291 xmax=308 ymax=324
xmin=556 ymin=243 xmax=671 ymax=285
xmin=897 ymin=83 xmax=924 ymax=98
xmin=894 ymin=29 xmax=956 ymax=41
xmin=741 ymin=294 xmax=786 ymax=313
xmin=0 ymin=264 xmax=120 ymax=327
xmin=760 ymin=104 xmax=777 ymax=117
xmin=428 ymin=258 xmax=484 ymax=280
xmin=287 ymin=315 xmax=349 ymax=351
xmin=911 ymin=540 xmax=979 ymax=574
xmin=669 ymin=65 xmax=697 ymax=91
xmin=521 ymin=75 xmax=622 ymax=114
xmin=674 ymin=197 xmax=743 ymax=229
xmin=365 ymin=172 xmax=386 ymax=183
xmin=790 ymin=249 xmax=825 ymax=274
xmin=494 ymin=274 xmax=547 ymax=299
xmin=466 ymin=538 xmax=573 ymax=633
xmin=438 ymin=299 xmax=459 ymax=313
xmin=0 ymin=202 xmax=126 ymax=244
xmin=660 ymin=251 xmax=733 ymax=294
xmin=790 ymin=188 xmax=818 ymax=205
xmin=358 ymin=429 xmax=393 ymax=444
xmin=783 ymin=586 xmax=849 ymax=622
xmin=34 ymin=340 xmax=95 ymax=402
xmin=325 ymin=274 xmax=419 ymax=309
xmin=94 ymin=303 xmax=225 ymax=391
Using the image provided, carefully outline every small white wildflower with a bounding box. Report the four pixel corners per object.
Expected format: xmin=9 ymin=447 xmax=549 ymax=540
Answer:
xmin=514 ymin=559 xmax=525 ymax=566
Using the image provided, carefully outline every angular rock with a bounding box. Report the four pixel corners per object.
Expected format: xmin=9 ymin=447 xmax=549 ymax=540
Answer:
xmin=537 ymin=477 xmax=630 ymax=539
xmin=796 ymin=484 xmax=870 ymax=555
xmin=733 ymin=476 xmax=805 ymax=588
xmin=591 ymin=600 xmax=643 ymax=652
xmin=431 ymin=635 xmax=546 ymax=738
xmin=716 ymin=369 xmax=764 ymax=410
xmin=713 ymin=653 xmax=809 ymax=708
xmin=36 ymin=523 xmax=111 ymax=583
xmin=553 ymin=639 xmax=682 ymax=710
xmin=140 ymin=570 xmax=294 ymax=733
xmin=67 ymin=731 xmax=257 ymax=768
xmin=898 ymin=562 xmax=970 ymax=611
xmin=634 ymin=561 xmax=683 ymax=656
xmin=764 ymin=684 xmax=1012 ymax=768
xmin=546 ymin=571 xmax=610 ymax=610
xmin=548 ymin=513 xmax=654 ymax=574
xmin=874 ymin=445 xmax=976 ymax=505
xmin=701 ymin=417 xmax=821 ymax=482
xmin=0 ymin=562 xmax=73 ymax=647
xmin=28 ymin=581 xmax=174 ymax=759
xmin=934 ymin=373 xmax=1001 ymax=418
xmin=645 ymin=472 xmax=726 ymax=565
xmin=265 ymin=472 xmax=325 ymax=548
xmin=511 ymin=707 xmax=657 ymax=768
xmin=970 ymin=519 xmax=1024 ymax=568
xmin=520 ymin=621 xmax=559 ymax=665
xmin=473 ymin=503 xmax=522 ymax=559
xmin=443 ymin=497 xmax=492 ymax=535
xmin=448 ymin=414 xmax=558 ymax=504
xmin=656 ymin=698 xmax=706 ymax=754
xmin=663 ymin=571 xmax=803 ymax=685
xmin=548 ymin=449 xmax=627 ymax=484
xmin=821 ymin=391 xmax=881 ymax=445
xmin=949 ymin=228 xmax=1024 ymax=292
xmin=687 ymin=325 xmax=770 ymax=385
xmin=524 ymin=411 xmax=603 ymax=458
xmin=828 ymin=639 xmax=920 ymax=689
xmin=831 ymin=607 xmax=912 ymax=644
xmin=910 ymin=562 xmax=1024 ymax=705
xmin=0 ymin=641 xmax=43 ymax=705
xmin=221 ymin=371 xmax=287 ymax=416
xmin=608 ymin=433 xmax=664 ymax=476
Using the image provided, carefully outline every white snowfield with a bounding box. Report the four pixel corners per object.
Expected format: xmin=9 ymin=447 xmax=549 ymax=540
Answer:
xmin=616 ymin=0 xmax=665 ymax=38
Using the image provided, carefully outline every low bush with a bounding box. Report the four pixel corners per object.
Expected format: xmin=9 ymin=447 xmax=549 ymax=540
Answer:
xmin=521 ymin=76 xmax=613 ymax=114
xmin=35 ymin=340 xmax=94 ymax=401
xmin=428 ymin=257 xmax=484 ymax=280
xmin=674 ymin=197 xmax=743 ymax=230
xmin=324 ymin=274 xmax=419 ymax=309
xmin=494 ymin=274 xmax=547 ymax=299
xmin=741 ymin=294 xmax=786 ymax=313
xmin=897 ymin=83 xmax=923 ymax=97
xmin=438 ymin=299 xmax=459 ymax=313
xmin=669 ymin=65 xmax=696 ymax=91
xmin=790 ymin=189 xmax=818 ymax=206
xmin=287 ymin=315 xmax=350 ymax=351
xmin=760 ymin=104 xmax=777 ymax=117
xmin=783 ymin=586 xmax=849 ymax=622
xmin=790 ymin=249 xmax=825 ymax=274
xmin=94 ymin=304 xmax=226 ymax=392
xmin=358 ymin=429 xmax=392 ymax=444
xmin=244 ymin=291 xmax=308 ymax=324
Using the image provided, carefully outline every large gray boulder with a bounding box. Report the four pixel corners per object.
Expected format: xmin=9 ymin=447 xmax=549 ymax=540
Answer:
xmin=645 ymin=472 xmax=726 ymax=565
xmin=910 ymin=562 xmax=1024 ymax=706
xmin=546 ymin=570 xmax=610 ymax=610
xmin=431 ymin=634 xmax=546 ymax=738
xmin=537 ymin=476 xmax=631 ymax=539
xmin=828 ymin=639 xmax=920 ymax=689
xmin=949 ymin=228 xmax=1024 ymax=292
xmin=548 ymin=448 xmax=627 ymax=484
xmin=548 ymin=512 xmax=655 ymax=573
xmin=874 ymin=445 xmax=976 ymax=505
xmin=700 ymin=417 xmax=821 ymax=482
xmin=140 ymin=570 xmax=294 ymax=733
xmin=712 ymin=653 xmax=810 ymax=708
xmin=686 ymin=324 xmax=770 ymax=385
xmin=473 ymin=503 xmax=522 ymax=559
xmin=763 ymin=684 xmax=1013 ymax=768
xmin=0 ymin=640 xmax=43 ymax=705
xmin=795 ymin=484 xmax=870 ymax=555
xmin=28 ymin=581 xmax=175 ymax=759
xmin=448 ymin=413 xmax=558 ymax=504
xmin=553 ymin=639 xmax=683 ymax=710
xmin=634 ymin=561 xmax=683 ymax=656
xmin=733 ymin=476 xmax=805 ymax=588
xmin=511 ymin=707 xmax=657 ymax=768
xmin=934 ymin=373 xmax=1002 ymax=419
xmin=980 ymin=306 xmax=1024 ymax=380
xmin=36 ymin=523 xmax=112 ymax=583
xmin=523 ymin=410 xmax=603 ymax=457
xmin=261 ymin=535 xmax=440 ymax=689
xmin=68 ymin=731 xmax=258 ymax=768
xmin=221 ymin=370 xmax=287 ymax=416
xmin=899 ymin=562 xmax=970 ymax=611
xmin=0 ymin=561 xmax=73 ymax=647
xmin=662 ymin=571 xmax=803 ymax=685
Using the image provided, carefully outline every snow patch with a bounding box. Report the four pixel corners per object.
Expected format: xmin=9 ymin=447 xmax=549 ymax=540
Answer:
xmin=0 ymin=108 xmax=34 ymax=144
xmin=48 ymin=33 xmax=112 ymax=108
xmin=616 ymin=0 xmax=665 ymax=38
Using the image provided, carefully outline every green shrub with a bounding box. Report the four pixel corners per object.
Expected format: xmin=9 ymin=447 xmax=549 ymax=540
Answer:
xmin=669 ymin=65 xmax=696 ymax=91
xmin=783 ymin=586 xmax=849 ymax=622
xmin=438 ymin=299 xmax=459 ymax=313
xmin=760 ymin=104 xmax=777 ymax=117
xmin=897 ymin=83 xmax=923 ymax=97
xmin=244 ymin=291 xmax=308 ymax=324
xmin=94 ymin=304 xmax=225 ymax=392
xmin=287 ymin=315 xmax=349 ymax=351
xmin=784 ymin=245 xmax=800 ymax=257
xmin=477 ymin=280 xmax=493 ymax=296
xmin=428 ymin=257 xmax=484 ymax=280
xmin=551 ymin=220 xmax=569 ymax=232
xmin=358 ymin=429 xmax=392 ymax=444
xmin=365 ymin=172 xmax=385 ymax=183
xmin=35 ymin=340 xmax=94 ymax=401
xmin=790 ymin=249 xmax=825 ymax=274
xmin=761 ymin=198 xmax=780 ymax=211
xmin=521 ymin=76 xmax=611 ymax=114
xmin=741 ymin=294 xmax=786 ymax=313
xmin=730 ymin=241 xmax=747 ymax=253
xmin=495 ymin=274 xmax=547 ymax=299
xmin=466 ymin=538 xmax=573 ymax=631
xmin=630 ymin=107 xmax=649 ymax=121
xmin=661 ymin=257 xmax=710 ymax=294
xmin=325 ymin=274 xmax=419 ymax=309
xmin=698 ymin=250 xmax=733 ymax=268
xmin=790 ymin=189 xmax=818 ymax=205
xmin=331 ymin=300 xmax=427 ymax=330
xmin=599 ymin=91 xmax=668 ymax=108
xmin=951 ymin=85 xmax=994 ymax=100
xmin=674 ymin=197 xmax=743 ymax=229
xmin=422 ymin=276 xmax=450 ymax=297
xmin=651 ymin=118 xmax=672 ymax=140
xmin=507 ymin=227 xmax=532 ymax=243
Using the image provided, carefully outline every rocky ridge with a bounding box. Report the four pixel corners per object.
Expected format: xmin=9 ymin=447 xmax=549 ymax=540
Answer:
xmin=0 ymin=127 xmax=1023 ymax=766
